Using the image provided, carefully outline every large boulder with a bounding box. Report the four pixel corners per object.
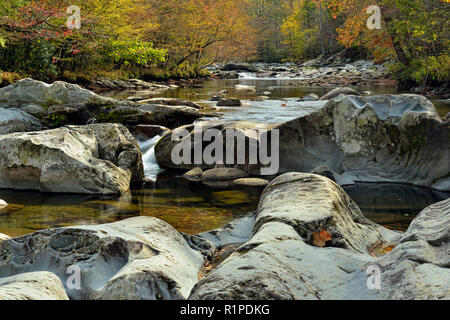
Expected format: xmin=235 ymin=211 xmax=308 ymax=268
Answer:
xmin=155 ymin=95 xmax=449 ymax=191
xmin=0 ymin=79 xmax=205 ymax=129
xmin=190 ymin=173 xmax=449 ymax=300
xmin=155 ymin=120 xmax=278 ymax=174
xmin=138 ymin=97 xmax=202 ymax=109
xmin=0 ymin=123 xmax=144 ymax=195
xmin=0 ymin=108 xmax=42 ymax=134
xmin=0 ymin=217 xmax=208 ymax=300
xmin=277 ymin=94 xmax=449 ymax=191
xmin=0 ymin=272 xmax=70 ymax=300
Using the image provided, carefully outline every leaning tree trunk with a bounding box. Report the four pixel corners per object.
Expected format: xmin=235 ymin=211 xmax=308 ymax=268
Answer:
xmin=379 ymin=4 xmax=410 ymax=66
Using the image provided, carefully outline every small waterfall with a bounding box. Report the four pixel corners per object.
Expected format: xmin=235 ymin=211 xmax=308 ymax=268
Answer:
xmin=139 ymin=135 xmax=164 ymax=182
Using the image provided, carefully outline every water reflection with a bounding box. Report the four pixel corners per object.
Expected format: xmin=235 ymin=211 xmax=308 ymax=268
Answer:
xmin=344 ymin=183 xmax=449 ymax=231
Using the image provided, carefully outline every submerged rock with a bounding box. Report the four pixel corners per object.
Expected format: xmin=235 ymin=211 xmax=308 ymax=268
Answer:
xmin=0 ymin=123 xmax=144 ymax=195
xmin=0 ymin=108 xmax=42 ymax=135
xmin=0 ymin=199 xmax=7 ymax=208
xmin=0 ymin=272 xmax=69 ymax=300
xmin=0 ymin=217 xmax=206 ymax=300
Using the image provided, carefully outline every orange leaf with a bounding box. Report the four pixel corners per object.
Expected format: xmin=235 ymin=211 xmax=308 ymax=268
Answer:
xmin=312 ymin=230 xmax=332 ymax=247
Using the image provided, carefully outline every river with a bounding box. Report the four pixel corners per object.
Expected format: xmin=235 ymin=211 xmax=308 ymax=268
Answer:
xmin=0 ymin=77 xmax=448 ymax=237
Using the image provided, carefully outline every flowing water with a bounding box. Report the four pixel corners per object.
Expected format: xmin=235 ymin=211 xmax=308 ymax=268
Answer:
xmin=0 ymin=77 xmax=448 ymax=237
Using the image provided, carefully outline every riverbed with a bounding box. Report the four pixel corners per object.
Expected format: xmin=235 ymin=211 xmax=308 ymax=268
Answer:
xmin=0 ymin=77 xmax=448 ymax=237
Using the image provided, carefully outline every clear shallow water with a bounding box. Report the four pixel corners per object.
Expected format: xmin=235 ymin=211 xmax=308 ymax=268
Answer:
xmin=0 ymin=178 xmax=447 ymax=237
xmin=0 ymin=174 xmax=262 ymax=237
xmin=0 ymin=78 xmax=448 ymax=237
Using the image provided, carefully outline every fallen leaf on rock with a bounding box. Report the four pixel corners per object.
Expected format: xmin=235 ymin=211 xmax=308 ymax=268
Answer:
xmin=312 ymin=230 xmax=332 ymax=247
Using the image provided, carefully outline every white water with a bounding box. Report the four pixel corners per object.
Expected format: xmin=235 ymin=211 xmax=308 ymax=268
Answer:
xmin=139 ymin=135 xmax=164 ymax=182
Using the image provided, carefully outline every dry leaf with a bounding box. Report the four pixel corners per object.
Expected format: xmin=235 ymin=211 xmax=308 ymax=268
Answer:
xmin=312 ymin=230 xmax=332 ymax=247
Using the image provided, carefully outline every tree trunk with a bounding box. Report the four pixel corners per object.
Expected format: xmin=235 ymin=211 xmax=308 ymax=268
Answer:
xmin=379 ymin=4 xmax=410 ymax=65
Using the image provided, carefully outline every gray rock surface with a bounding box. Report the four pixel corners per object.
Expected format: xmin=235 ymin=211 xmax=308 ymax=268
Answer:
xmin=0 ymin=108 xmax=42 ymax=134
xmin=0 ymin=217 xmax=206 ymax=300
xmin=0 ymin=123 xmax=144 ymax=195
xmin=183 ymin=167 xmax=204 ymax=181
xmin=371 ymin=199 xmax=450 ymax=300
xmin=190 ymin=173 xmax=399 ymax=300
xmin=138 ymin=97 xmax=202 ymax=109
xmin=202 ymin=168 xmax=249 ymax=181
xmin=320 ymin=87 xmax=361 ymax=100
xmin=0 ymin=272 xmax=70 ymax=300
xmin=217 ymin=98 xmax=242 ymax=107
xmin=0 ymin=79 xmax=206 ymax=129
xmin=156 ymin=95 xmax=449 ymax=191
xmin=155 ymin=120 xmax=277 ymax=173
xmin=277 ymin=94 xmax=449 ymax=191
xmin=0 ymin=232 xmax=11 ymax=241
xmin=233 ymin=178 xmax=269 ymax=187
xmin=197 ymin=214 xmax=256 ymax=248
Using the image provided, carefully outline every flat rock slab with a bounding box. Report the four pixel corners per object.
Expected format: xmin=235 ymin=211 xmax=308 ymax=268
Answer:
xmin=202 ymin=168 xmax=249 ymax=181
xmin=0 ymin=233 xmax=11 ymax=241
xmin=0 ymin=217 xmax=207 ymax=300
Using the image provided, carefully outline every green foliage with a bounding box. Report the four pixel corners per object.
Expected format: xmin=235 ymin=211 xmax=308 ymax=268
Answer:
xmin=389 ymin=55 xmax=450 ymax=86
xmin=107 ymin=40 xmax=167 ymax=68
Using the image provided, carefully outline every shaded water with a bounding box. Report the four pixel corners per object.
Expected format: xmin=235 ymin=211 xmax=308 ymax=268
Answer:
xmin=0 ymin=174 xmax=262 ymax=237
xmin=0 ymin=78 xmax=448 ymax=237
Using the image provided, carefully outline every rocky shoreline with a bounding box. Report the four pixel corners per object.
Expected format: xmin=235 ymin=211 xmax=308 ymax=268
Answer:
xmin=0 ymin=77 xmax=448 ymax=300
xmin=0 ymin=175 xmax=448 ymax=300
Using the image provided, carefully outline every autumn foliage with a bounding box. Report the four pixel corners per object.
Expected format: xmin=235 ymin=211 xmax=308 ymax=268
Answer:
xmin=0 ymin=0 xmax=448 ymax=85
